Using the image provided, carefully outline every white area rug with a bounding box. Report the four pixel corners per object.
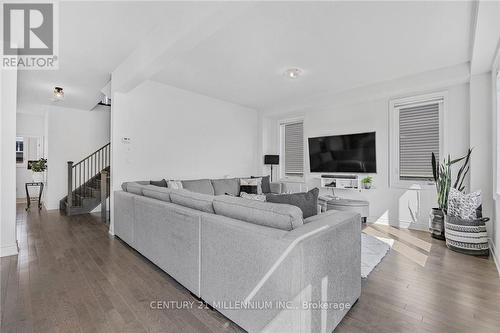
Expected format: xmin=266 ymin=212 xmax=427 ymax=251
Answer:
xmin=361 ymin=233 xmax=393 ymax=278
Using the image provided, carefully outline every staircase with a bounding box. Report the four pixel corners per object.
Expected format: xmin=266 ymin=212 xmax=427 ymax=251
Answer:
xmin=60 ymin=143 xmax=110 ymax=219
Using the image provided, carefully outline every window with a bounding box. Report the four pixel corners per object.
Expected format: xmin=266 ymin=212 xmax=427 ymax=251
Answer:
xmin=280 ymin=120 xmax=304 ymax=179
xmin=390 ymin=92 xmax=445 ymax=188
xmin=16 ymin=137 xmax=24 ymax=164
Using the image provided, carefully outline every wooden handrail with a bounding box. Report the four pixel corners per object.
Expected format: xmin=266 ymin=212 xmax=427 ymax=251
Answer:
xmin=72 ymin=143 xmax=110 ymax=167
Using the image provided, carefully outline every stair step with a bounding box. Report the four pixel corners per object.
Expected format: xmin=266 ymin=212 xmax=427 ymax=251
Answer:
xmin=59 ymin=159 xmax=110 ymax=216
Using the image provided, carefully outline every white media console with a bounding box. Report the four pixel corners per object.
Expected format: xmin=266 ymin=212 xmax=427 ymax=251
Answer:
xmin=319 ymin=174 xmax=365 ymax=191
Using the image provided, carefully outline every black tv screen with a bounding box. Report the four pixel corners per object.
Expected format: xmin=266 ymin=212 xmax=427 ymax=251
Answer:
xmin=308 ymin=132 xmax=376 ymax=173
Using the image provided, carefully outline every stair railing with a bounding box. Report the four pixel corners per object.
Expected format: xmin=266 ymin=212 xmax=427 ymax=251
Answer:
xmin=67 ymin=143 xmax=110 ymax=208
xmin=101 ymin=169 xmax=108 ymax=221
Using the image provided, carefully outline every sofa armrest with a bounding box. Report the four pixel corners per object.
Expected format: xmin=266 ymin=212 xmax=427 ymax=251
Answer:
xmin=280 ymin=210 xmax=361 ymax=332
xmin=269 ymin=182 xmax=282 ymax=194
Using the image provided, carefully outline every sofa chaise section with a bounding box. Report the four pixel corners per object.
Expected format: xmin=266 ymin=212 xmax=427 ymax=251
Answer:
xmin=200 ymin=209 xmax=360 ymax=333
xmin=115 ymin=190 xmax=203 ymax=296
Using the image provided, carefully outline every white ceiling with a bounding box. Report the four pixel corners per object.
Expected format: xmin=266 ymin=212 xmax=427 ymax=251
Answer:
xmin=152 ymin=1 xmax=473 ymax=110
xmin=17 ymin=1 xmax=224 ymax=111
xmin=17 ymin=1 xmax=474 ymax=112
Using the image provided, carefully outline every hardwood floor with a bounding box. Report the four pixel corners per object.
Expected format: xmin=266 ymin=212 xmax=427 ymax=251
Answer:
xmin=2 ymin=205 xmax=500 ymax=333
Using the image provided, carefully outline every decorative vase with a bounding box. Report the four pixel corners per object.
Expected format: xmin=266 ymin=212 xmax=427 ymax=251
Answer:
xmin=430 ymin=208 xmax=445 ymax=240
xmin=363 ymin=183 xmax=371 ymax=189
xmin=32 ymin=172 xmax=44 ymax=183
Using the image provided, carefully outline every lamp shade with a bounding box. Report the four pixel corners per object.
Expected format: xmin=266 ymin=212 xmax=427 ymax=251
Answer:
xmin=264 ymin=155 xmax=279 ymax=165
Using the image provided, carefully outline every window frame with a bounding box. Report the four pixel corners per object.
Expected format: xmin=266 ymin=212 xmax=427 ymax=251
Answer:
xmin=494 ymin=67 xmax=500 ymax=198
xmin=279 ymin=117 xmax=305 ymax=182
xmin=16 ymin=136 xmax=26 ymax=167
xmin=389 ymin=91 xmax=447 ymax=189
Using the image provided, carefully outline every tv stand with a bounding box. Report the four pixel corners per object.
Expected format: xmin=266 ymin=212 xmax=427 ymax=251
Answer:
xmin=320 ymin=174 xmax=361 ymax=191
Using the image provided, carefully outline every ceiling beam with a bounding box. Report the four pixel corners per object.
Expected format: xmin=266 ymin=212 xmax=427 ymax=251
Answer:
xmin=111 ymin=3 xmax=255 ymax=94
xmin=470 ymin=0 xmax=500 ymax=75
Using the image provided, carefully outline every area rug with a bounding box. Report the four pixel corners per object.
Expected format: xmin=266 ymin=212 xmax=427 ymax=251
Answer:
xmin=361 ymin=233 xmax=393 ymax=278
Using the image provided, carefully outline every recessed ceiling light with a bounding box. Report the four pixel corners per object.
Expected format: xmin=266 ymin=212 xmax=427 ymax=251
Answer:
xmin=284 ymin=68 xmax=303 ymax=79
xmin=53 ymin=86 xmax=64 ymax=100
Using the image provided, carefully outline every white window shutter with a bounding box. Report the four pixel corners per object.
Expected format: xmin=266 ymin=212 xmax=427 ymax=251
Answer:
xmin=284 ymin=121 xmax=304 ymax=176
xmin=398 ymin=102 xmax=440 ymax=181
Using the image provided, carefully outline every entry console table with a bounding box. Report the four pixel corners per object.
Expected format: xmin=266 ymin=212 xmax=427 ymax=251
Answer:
xmin=25 ymin=182 xmax=44 ymax=211
xmin=319 ymin=195 xmax=369 ymax=223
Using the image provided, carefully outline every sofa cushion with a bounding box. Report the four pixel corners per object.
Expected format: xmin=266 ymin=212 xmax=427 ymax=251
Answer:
xmin=121 ymin=181 xmax=149 ymax=192
xmin=213 ymin=195 xmax=303 ymax=231
xmin=181 ymin=179 xmax=215 ymax=195
xmin=265 ymin=188 xmax=319 ymax=219
xmin=142 ymin=185 xmax=172 ymax=202
xmin=124 ymin=182 xmax=150 ymax=195
xmin=170 ymin=189 xmax=215 ymax=214
xmin=211 ymin=178 xmax=240 ymax=196
xmin=150 ymin=179 xmax=167 ymax=187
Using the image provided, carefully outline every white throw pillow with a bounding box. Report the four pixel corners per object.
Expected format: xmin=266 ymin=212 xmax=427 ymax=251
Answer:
xmin=240 ymin=192 xmax=266 ymax=202
xmin=447 ymin=188 xmax=481 ymax=220
xmin=167 ymin=180 xmax=183 ymax=190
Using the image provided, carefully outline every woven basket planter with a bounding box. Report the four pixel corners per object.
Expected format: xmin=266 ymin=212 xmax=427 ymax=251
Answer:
xmin=444 ymin=214 xmax=490 ymax=256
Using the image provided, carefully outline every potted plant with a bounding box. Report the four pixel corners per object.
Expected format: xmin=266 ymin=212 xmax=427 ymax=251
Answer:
xmin=430 ymin=149 xmax=471 ymax=239
xmin=31 ymin=158 xmax=47 ymax=183
xmin=361 ymin=176 xmax=373 ymax=189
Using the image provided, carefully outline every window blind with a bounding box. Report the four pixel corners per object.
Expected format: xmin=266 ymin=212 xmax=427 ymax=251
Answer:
xmin=399 ymin=102 xmax=440 ymax=181
xmin=283 ymin=121 xmax=304 ymax=176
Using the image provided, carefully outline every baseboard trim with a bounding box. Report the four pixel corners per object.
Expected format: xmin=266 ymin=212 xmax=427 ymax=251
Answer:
xmin=1 ymin=242 xmax=19 ymax=257
xmin=488 ymin=239 xmax=500 ymax=277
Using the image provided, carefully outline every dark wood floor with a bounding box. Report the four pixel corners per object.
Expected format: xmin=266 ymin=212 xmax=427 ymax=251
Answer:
xmin=2 ymin=206 xmax=500 ymax=333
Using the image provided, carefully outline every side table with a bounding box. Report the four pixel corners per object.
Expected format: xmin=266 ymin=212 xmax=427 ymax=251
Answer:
xmin=25 ymin=182 xmax=44 ymax=211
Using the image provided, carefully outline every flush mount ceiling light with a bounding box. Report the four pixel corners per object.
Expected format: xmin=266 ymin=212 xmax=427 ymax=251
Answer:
xmin=284 ymin=68 xmax=303 ymax=79
xmin=53 ymin=86 xmax=64 ymax=100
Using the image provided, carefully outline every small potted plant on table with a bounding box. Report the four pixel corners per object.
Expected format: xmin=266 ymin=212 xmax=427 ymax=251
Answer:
xmin=31 ymin=158 xmax=47 ymax=183
xmin=361 ymin=176 xmax=373 ymax=189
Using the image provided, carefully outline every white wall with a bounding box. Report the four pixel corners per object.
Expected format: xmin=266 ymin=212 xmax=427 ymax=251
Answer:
xmin=492 ymin=55 xmax=500 ymax=271
xmin=110 ymin=80 xmax=260 ymax=233
xmin=470 ymin=73 xmax=494 ymax=237
xmin=1 ymin=66 xmax=19 ymax=257
xmin=45 ymin=107 xmax=110 ymax=210
xmin=263 ymin=82 xmax=470 ymax=229
xmin=16 ymin=112 xmax=45 ymax=137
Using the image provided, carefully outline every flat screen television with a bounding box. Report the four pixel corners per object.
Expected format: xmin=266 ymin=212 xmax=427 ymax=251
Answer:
xmin=308 ymin=132 xmax=376 ymax=173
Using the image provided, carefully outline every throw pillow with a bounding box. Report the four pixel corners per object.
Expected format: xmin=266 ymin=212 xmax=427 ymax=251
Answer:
xmin=150 ymin=179 xmax=167 ymax=187
xmin=240 ymin=178 xmax=262 ymax=195
xmin=251 ymin=175 xmax=271 ymax=193
xmin=265 ymin=188 xmax=319 ymax=219
xmin=240 ymin=192 xmax=267 ymax=202
xmin=447 ymin=188 xmax=482 ymax=220
xmin=167 ymin=180 xmax=183 ymax=190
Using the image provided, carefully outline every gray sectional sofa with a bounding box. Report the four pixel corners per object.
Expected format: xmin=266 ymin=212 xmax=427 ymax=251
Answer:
xmin=115 ymin=178 xmax=361 ymax=333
